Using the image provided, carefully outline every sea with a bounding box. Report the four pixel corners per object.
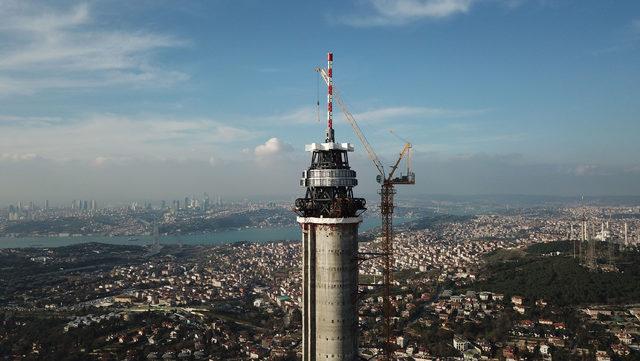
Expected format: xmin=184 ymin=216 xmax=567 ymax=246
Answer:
xmin=0 ymin=216 xmax=407 ymax=249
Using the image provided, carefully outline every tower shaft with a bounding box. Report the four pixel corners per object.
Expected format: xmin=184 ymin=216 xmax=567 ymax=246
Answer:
xmin=625 ymin=223 xmax=629 ymax=246
xmin=301 ymin=219 xmax=360 ymax=360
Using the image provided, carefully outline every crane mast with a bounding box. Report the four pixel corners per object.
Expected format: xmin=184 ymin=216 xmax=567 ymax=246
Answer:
xmin=316 ymin=61 xmax=415 ymax=361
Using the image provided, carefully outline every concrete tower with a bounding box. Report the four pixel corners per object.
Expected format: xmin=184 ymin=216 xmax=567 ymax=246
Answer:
xmin=295 ymin=52 xmax=366 ymax=361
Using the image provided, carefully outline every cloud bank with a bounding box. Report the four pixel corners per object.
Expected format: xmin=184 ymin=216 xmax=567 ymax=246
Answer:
xmin=340 ymin=0 xmax=524 ymax=27
xmin=0 ymin=114 xmax=254 ymax=163
xmin=0 ymin=2 xmax=187 ymax=96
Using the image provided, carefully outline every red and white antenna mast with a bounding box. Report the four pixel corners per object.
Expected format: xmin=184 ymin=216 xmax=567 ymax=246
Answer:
xmin=326 ymin=52 xmax=335 ymax=142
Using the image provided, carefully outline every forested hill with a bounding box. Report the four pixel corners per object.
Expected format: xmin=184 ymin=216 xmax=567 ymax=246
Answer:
xmin=472 ymin=241 xmax=640 ymax=306
xmin=405 ymin=214 xmax=474 ymax=231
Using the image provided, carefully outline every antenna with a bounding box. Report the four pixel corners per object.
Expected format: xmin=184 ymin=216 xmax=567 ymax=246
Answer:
xmin=589 ymin=222 xmax=596 ymax=268
xmin=326 ymin=52 xmax=334 ymax=142
xmin=153 ymin=221 xmax=160 ymax=247
xmin=571 ymin=223 xmax=575 ymax=258
xmin=580 ymin=195 xmax=586 ymax=264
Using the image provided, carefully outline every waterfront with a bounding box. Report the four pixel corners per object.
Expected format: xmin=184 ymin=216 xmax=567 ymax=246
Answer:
xmin=0 ymin=216 xmax=390 ymax=248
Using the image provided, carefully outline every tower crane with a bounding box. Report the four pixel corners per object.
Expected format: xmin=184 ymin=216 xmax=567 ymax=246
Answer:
xmin=316 ymin=65 xmax=415 ymax=360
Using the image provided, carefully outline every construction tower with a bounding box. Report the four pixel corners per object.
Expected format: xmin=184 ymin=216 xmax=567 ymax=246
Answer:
xmin=295 ymin=52 xmax=366 ymax=361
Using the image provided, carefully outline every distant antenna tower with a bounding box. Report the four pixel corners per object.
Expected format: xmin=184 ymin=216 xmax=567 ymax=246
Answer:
xmin=607 ymin=218 xmax=614 ymax=266
xmin=153 ymin=221 xmax=160 ymax=247
xmin=588 ymin=223 xmax=597 ymax=268
xmin=624 ymin=222 xmax=629 ymax=247
xmin=579 ymin=196 xmax=585 ymax=264
xmin=580 ymin=218 xmax=587 ymax=264
xmin=570 ymin=223 xmax=575 ymax=259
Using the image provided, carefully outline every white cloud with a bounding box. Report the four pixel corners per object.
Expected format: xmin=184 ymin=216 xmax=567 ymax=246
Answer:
xmin=215 ymin=126 xmax=255 ymax=142
xmin=352 ymin=106 xmax=488 ymax=123
xmin=252 ymin=105 xmax=487 ymax=127
xmin=258 ymin=106 xmax=318 ymax=125
xmin=254 ymin=138 xmax=293 ymax=157
xmin=376 ymin=0 xmax=474 ymax=18
xmin=339 ymin=0 xmax=526 ymax=27
xmin=568 ymin=164 xmax=606 ymax=177
xmin=0 ymin=153 xmax=42 ymax=162
xmin=0 ymin=114 xmax=254 ymax=163
xmin=0 ymin=3 xmax=90 ymax=33
xmin=88 ymin=156 xmax=137 ymax=168
xmin=0 ymin=114 xmax=62 ymax=125
xmin=624 ymin=165 xmax=640 ymax=174
xmin=0 ymin=2 xmax=187 ymax=95
xmin=341 ymin=0 xmax=476 ymax=27
xmin=208 ymin=155 xmax=223 ymax=167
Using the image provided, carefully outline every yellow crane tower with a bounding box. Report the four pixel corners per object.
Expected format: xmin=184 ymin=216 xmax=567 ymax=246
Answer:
xmin=316 ymin=66 xmax=415 ymax=360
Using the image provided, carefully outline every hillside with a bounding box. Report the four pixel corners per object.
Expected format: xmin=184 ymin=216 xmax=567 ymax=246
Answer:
xmin=472 ymin=241 xmax=640 ymax=306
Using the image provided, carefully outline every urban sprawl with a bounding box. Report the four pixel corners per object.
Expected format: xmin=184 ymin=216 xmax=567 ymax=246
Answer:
xmin=1 ymin=201 xmax=640 ymax=360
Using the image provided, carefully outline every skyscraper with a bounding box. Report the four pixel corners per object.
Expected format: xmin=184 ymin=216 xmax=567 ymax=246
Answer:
xmin=203 ymin=193 xmax=210 ymax=211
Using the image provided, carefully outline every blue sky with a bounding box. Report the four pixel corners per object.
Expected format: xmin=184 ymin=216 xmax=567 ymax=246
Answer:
xmin=1 ymin=0 xmax=639 ymax=202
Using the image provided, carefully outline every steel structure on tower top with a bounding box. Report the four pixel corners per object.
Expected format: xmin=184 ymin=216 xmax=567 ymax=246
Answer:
xmin=295 ymin=52 xmax=366 ymax=219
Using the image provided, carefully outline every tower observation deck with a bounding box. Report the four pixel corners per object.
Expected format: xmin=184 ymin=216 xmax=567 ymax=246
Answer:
xmin=294 ymin=52 xmax=366 ymax=361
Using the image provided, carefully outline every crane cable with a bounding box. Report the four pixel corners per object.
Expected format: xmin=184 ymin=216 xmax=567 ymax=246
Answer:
xmin=316 ymin=71 xmax=320 ymax=123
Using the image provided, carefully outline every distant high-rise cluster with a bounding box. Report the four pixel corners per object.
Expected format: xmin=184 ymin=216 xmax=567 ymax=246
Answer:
xmin=71 ymin=199 xmax=97 ymax=211
xmin=4 ymin=199 xmax=98 ymax=221
xmin=166 ymin=193 xmax=224 ymax=214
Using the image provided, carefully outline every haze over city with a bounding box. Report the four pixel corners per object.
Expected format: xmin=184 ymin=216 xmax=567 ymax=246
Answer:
xmin=1 ymin=0 xmax=639 ymax=203
xmin=4 ymin=2 xmax=640 ymax=361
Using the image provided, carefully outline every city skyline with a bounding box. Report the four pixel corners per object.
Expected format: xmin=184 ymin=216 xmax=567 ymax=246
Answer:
xmin=1 ymin=0 xmax=640 ymax=201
